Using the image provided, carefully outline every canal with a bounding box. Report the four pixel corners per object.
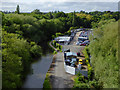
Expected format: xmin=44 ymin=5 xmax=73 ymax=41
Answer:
xmin=22 ymin=43 xmax=53 ymax=88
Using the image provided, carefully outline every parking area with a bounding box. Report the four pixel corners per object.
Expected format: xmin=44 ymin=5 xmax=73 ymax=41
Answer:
xmin=62 ymin=45 xmax=84 ymax=55
xmin=49 ymin=30 xmax=91 ymax=88
xmin=69 ymin=31 xmax=82 ymax=45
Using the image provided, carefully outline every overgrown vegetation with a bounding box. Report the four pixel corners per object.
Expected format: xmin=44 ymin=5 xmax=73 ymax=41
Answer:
xmin=73 ymin=46 xmax=102 ymax=89
xmin=73 ymin=73 xmax=103 ymax=88
xmin=2 ymin=30 xmax=42 ymax=88
xmin=89 ymin=19 xmax=119 ymax=88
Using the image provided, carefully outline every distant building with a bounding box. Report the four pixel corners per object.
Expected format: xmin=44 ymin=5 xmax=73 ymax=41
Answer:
xmin=55 ymin=36 xmax=71 ymax=45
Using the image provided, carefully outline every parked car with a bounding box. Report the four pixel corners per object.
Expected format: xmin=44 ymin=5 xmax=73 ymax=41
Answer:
xmin=65 ymin=59 xmax=71 ymax=65
xmin=63 ymin=48 xmax=70 ymax=52
xmin=65 ymin=59 xmax=71 ymax=62
xmin=78 ymin=37 xmax=88 ymax=42
xmin=70 ymin=63 xmax=76 ymax=67
xmin=76 ymin=41 xmax=79 ymax=45
xmin=83 ymin=40 xmax=90 ymax=45
xmin=80 ymin=42 xmax=86 ymax=46
xmin=76 ymin=40 xmax=83 ymax=45
xmin=77 ymin=52 xmax=80 ymax=57
xmin=70 ymin=58 xmax=77 ymax=64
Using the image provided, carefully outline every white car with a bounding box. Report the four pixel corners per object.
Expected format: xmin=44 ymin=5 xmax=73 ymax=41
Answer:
xmin=76 ymin=40 xmax=83 ymax=45
xmin=76 ymin=41 xmax=80 ymax=45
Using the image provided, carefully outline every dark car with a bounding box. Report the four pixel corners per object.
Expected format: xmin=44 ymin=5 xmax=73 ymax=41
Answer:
xmin=63 ymin=48 xmax=70 ymax=52
xmin=77 ymin=52 xmax=81 ymax=57
xmin=83 ymin=40 xmax=90 ymax=45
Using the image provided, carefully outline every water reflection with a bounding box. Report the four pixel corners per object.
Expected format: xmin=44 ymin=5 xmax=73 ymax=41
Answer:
xmin=22 ymin=43 xmax=53 ymax=88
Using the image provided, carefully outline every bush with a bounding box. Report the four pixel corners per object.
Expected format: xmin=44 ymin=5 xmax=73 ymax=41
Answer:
xmin=89 ymin=80 xmax=103 ymax=88
xmin=53 ymin=51 xmax=57 ymax=54
xmin=89 ymin=20 xmax=118 ymax=88
xmin=73 ymin=83 xmax=89 ymax=88
xmin=30 ymin=45 xmax=42 ymax=57
xmin=82 ymin=46 xmax=90 ymax=61
xmin=69 ymin=26 xmax=78 ymax=30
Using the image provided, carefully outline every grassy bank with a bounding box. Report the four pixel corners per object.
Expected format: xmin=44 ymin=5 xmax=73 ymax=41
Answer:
xmin=43 ymin=73 xmax=52 ymax=89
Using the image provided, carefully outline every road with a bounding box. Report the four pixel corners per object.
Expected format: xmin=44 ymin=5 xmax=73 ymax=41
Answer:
xmin=49 ymin=52 xmax=74 ymax=88
xmin=49 ymin=31 xmax=85 ymax=88
xmin=69 ymin=31 xmax=81 ymax=45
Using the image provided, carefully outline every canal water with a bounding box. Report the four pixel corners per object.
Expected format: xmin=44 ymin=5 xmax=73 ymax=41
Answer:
xmin=22 ymin=44 xmax=53 ymax=88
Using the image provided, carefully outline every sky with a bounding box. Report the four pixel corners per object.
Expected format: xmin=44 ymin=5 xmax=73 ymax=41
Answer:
xmin=0 ymin=0 xmax=120 ymax=13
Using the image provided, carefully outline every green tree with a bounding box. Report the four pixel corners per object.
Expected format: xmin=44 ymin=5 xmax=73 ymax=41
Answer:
xmin=2 ymin=31 xmax=31 ymax=88
xmin=72 ymin=11 xmax=78 ymax=27
xmin=31 ymin=9 xmax=41 ymax=14
xmin=89 ymin=19 xmax=118 ymax=88
xmin=15 ymin=5 xmax=20 ymax=14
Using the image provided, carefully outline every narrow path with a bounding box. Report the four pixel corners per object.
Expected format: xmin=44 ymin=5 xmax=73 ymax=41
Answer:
xmin=50 ymin=52 xmax=74 ymax=88
xmin=49 ymin=41 xmax=57 ymax=51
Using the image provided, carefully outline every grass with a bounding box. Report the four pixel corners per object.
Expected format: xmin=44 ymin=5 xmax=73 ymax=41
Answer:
xmin=43 ymin=73 xmax=52 ymax=89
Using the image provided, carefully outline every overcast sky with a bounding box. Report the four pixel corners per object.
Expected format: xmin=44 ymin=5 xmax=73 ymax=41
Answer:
xmin=1 ymin=0 xmax=119 ymax=12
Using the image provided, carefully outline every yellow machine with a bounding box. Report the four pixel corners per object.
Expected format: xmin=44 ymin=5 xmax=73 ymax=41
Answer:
xmin=79 ymin=59 xmax=83 ymax=64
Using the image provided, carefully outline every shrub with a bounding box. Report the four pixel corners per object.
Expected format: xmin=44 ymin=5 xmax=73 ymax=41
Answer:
xmin=53 ymin=51 xmax=57 ymax=54
xmin=30 ymin=45 xmax=42 ymax=57
xmin=89 ymin=80 xmax=103 ymax=88
xmin=89 ymin=19 xmax=118 ymax=88
xmin=83 ymin=46 xmax=90 ymax=61
xmin=73 ymin=83 xmax=89 ymax=88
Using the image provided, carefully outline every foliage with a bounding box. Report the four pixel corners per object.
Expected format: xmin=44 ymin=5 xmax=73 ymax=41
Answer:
xmin=31 ymin=9 xmax=41 ymax=14
xmin=82 ymin=46 xmax=90 ymax=62
xmin=89 ymin=19 xmax=119 ymax=88
xmin=2 ymin=31 xmax=32 ymax=88
xmin=55 ymin=32 xmax=63 ymax=37
xmin=53 ymin=51 xmax=57 ymax=54
xmin=52 ymin=40 xmax=62 ymax=52
xmin=1 ymin=10 xmax=119 ymax=88
xmin=52 ymin=40 xmax=56 ymax=47
xmin=73 ymin=73 xmax=102 ymax=89
xmin=15 ymin=5 xmax=20 ymax=14
xmin=30 ymin=45 xmax=42 ymax=57
xmin=43 ymin=73 xmax=52 ymax=89
xmin=2 ymin=30 xmax=42 ymax=88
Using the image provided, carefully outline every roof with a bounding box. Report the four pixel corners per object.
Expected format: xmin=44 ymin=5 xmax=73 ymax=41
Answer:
xmin=55 ymin=36 xmax=71 ymax=42
xmin=66 ymin=52 xmax=77 ymax=57
xmin=78 ymin=37 xmax=88 ymax=39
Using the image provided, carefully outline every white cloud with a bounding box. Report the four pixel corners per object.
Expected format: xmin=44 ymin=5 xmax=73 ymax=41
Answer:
xmin=1 ymin=0 xmax=120 ymax=3
xmin=1 ymin=1 xmax=118 ymax=12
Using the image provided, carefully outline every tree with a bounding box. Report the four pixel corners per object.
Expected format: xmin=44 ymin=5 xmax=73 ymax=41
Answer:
xmin=31 ymin=9 xmax=41 ymax=14
xmin=49 ymin=12 xmax=53 ymax=19
xmin=72 ymin=11 xmax=77 ymax=27
xmin=89 ymin=20 xmax=118 ymax=88
xmin=15 ymin=5 xmax=20 ymax=14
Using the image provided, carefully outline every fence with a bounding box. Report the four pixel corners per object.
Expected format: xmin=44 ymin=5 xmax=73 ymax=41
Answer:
xmin=75 ymin=68 xmax=88 ymax=77
xmin=64 ymin=62 xmax=75 ymax=75
xmin=64 ymin=62 xmax=88 ymax=77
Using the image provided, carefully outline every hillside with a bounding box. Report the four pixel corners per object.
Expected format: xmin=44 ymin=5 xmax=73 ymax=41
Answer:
xmin=89 ymin=19 xmax=119 ymax=88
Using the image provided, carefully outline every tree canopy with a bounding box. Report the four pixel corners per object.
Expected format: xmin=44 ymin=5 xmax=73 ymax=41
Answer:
xmin=1 ymin=10 xmax=119 ymax=88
